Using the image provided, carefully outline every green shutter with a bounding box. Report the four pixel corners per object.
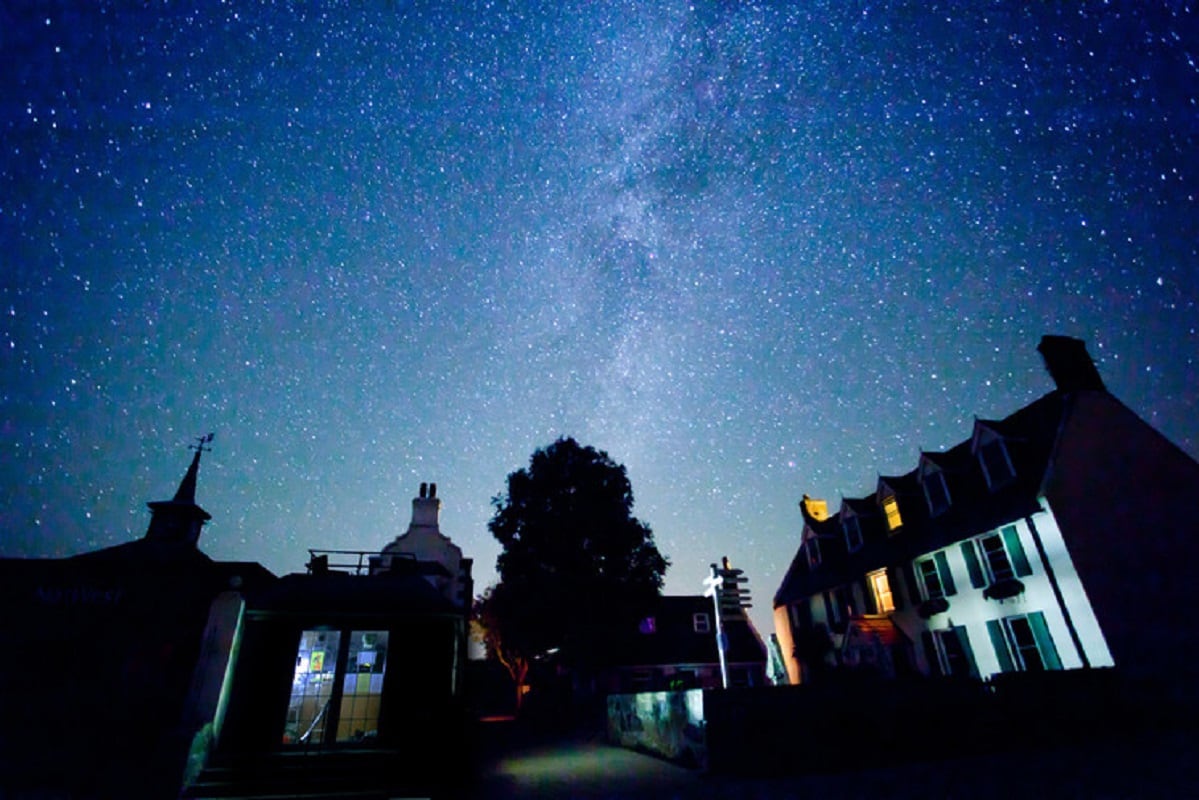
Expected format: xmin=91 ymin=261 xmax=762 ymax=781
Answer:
xmin=935 ymin=551 xmax=957 ymax=596
xmin=953 ymin=625 xmax=980 ymax=679
xmin=1002 ymin=525 xmax=1033 ymax=577
xmin=921 ymin=630 xmax=940 ymax=676
xmin=1027 ymin=612 xmax=1062 ymax=670
xmin=961 ymin=541 xmax=986 ymax=588
xmin=987 ymin=619 xmax=1015 ymax=673
xmin=902 ymin=562 xmax=920 ymax=606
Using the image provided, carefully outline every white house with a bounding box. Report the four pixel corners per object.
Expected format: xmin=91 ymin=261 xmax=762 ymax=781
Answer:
xmin=773 ymin=336 xmax=1199 ymax=706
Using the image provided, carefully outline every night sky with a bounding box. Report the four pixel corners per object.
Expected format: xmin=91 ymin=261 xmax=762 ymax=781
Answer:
xmin=3 ymin=2 xmax=1196 ymax=637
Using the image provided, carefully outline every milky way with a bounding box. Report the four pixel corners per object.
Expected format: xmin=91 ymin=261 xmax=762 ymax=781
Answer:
xmin=3 ymin=2 xmax=1196 ymax=636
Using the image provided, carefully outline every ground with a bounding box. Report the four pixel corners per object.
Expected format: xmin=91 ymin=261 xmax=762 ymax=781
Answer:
xmin=460 ymin=718 xmax=1199 ymax=799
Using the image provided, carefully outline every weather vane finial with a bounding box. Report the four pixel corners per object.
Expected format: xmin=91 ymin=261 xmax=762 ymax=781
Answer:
xmin=190 ymin=432 xmax=215 ymax=453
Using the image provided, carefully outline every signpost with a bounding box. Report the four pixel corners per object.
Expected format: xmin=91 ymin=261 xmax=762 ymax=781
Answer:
xmin=703 ymin=556 xmax=753 ymax=689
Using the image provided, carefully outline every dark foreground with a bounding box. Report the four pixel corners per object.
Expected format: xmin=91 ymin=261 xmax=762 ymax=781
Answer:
xmin=459 ymin=718 xmax=1199 ymax=800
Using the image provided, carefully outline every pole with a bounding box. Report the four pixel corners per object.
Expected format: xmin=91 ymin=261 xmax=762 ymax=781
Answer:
xmin=708 ymin=564 xmax=729 ymax=689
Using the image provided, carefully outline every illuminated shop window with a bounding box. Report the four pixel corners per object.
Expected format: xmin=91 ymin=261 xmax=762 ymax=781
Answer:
xmin=283 ymin=629 xmax=389 ymax=747
xmin=337 ymin=630 xmax=389 ymax=743
xmin=285 ymin=629 xmax=342 ymax=746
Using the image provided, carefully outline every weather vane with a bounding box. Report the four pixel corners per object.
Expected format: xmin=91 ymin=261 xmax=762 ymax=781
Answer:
xmin=190 ymin=432 xmax=215 ymax=453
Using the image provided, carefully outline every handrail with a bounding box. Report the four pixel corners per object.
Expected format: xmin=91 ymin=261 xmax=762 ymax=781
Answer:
xmin=305 ymin=549 xmax=417 ymax=576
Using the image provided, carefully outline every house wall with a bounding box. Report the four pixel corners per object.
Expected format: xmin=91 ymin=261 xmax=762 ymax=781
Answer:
xmin=898 ymin=509 xmax=1113 ymax=678
xmin=1044 ymin=390 xmax=1199 ymax=699
xmin=219 ymin=613 xmax=465 ymax=760
xmin=776 ymin=506 xmax=1117 ymax=683
xmin=771 ymin=605 xmax=801 ymax=685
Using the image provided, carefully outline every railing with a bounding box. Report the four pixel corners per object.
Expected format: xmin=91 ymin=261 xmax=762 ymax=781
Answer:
xmin=305 ymin=549 xmax=416 ymax=576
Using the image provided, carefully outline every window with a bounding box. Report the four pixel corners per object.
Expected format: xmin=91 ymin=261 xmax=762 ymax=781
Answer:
xmin=824 ymin=585 xmax=853 ymax=628
xmin=693 ymin=612 xmax=711 ymax=634
xmin=868 ymin=569 xmax=895 ymax=613
xmin=922 ymin=626 xmax=978 ymax=678
xmin=806 ymin=536 xmax=822 ymax=568
xmin=915 ymin=551 xmax=957 ymax=600
xmin=920 ymin=470 xmax=949 ymax=520
xmin=283 ymin=629 xmax=389 ymax=747
xmin=987 ymin=612 xmax=1062 ymax=673
xmin=843 ymin=514 xmax=863 ymax=553
xmin=882 ymin=493 xmax=902 ymax=531
xmin=978 ymin=436 xmax=1015 ymax=489
xmin=961 ymin=525 xmax=1033 ymax=588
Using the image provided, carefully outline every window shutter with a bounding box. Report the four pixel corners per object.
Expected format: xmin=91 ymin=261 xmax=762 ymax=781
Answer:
xmin=961 ymin=541 xmax=986 ymax=588
xmin=935 ymin=551 xmax=957 ymax=596
xmin=902 ymin=562 xmax=921 ymax=605
xmin=986 ymin=619 xmax=1015 ymax=673
xmin=891 ymin=566 xmax=906 ymax=610
xmin=953 ymin=625 xmax=980 ymax=679
xmin=1001 ymin=525 xmax=1032 ymax=577
xmin=920 ymin=630 xmax=941 ymax=676
xmin=1027 ymin=612 xmax=1062 ymax=670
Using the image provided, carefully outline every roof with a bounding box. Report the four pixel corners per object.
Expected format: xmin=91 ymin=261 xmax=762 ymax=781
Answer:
xmin=245 ymin=570 xmax=462 ymax=618
xmin=774 ymin=390 xmax=1069 ymax=608
xmin=608 ymin=595 xmax=766 ymax=669
xmin=843 ymin=615 xmax=908 ymax=649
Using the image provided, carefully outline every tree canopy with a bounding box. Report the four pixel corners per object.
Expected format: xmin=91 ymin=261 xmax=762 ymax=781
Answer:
xmin=477 ymin=437 xmax=669 ymax=694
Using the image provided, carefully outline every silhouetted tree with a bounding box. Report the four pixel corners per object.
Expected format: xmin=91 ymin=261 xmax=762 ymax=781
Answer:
xmin=476 ymin=437 xmax=668 ymax=709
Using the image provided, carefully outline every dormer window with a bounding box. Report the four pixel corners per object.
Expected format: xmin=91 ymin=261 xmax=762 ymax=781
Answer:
xmin=977 ymin=431 xmax=1016 ymax=490
xmin=881 ymin=493 xmax=902 ymax=532
xmin=920 ymin=460 xmax=951 ymax=517
xmin=806 ymin=536 xmax=823 ymax=568
xmin=843 ymin=513 xmax=863 ymax=553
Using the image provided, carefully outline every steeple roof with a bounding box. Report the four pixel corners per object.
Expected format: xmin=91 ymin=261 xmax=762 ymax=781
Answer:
xmin=145 ymin=434 xmax=214 ymax=547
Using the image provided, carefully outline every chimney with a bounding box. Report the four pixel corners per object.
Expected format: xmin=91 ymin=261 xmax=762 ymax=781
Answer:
xmin=799 ymin=494 xmax=829 ymax=523
xmin=412 ymin=481 xmax=441 ymax=528
xmin=1037 ymin=335 xmax=1106 ymax=392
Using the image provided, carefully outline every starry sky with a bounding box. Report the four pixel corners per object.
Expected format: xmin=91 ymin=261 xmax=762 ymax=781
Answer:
xmin=3 ymin=1 xmax=1196 ymax=638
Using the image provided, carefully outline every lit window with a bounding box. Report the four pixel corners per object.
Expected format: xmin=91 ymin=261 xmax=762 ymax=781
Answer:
xmin=283 ymin=629 xmax=389 ymax=746
xmin=868 ymin=569 xmax=895 ymax=613
xmin=843 ymin=515 xmax=863 ymax=552
xmin=693 ymin=613 xmax=711 ymax=634
xmin=882 ymin=494 xmax=902 ymax=531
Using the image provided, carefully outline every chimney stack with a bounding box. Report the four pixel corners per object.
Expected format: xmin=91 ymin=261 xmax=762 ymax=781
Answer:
xmin=1037 ymin=335 xmax=1106 ymax=392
